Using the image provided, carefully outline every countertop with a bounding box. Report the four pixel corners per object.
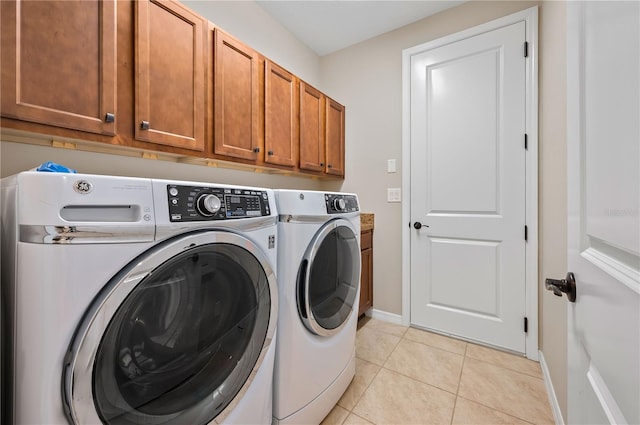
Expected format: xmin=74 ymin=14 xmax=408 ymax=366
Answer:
xmin=360 ymin=213 xmax=374 ymax=231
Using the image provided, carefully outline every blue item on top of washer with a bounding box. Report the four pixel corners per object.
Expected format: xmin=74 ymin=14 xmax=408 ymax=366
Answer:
xmin=36 ymin=162 xmax=77 ymax=173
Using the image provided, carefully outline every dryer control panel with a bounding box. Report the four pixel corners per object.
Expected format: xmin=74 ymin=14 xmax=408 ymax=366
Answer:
xmin=167 ymin=185 xmax=271 ymax=222
xmin=325 ymin=193 xmax=359 ymax=214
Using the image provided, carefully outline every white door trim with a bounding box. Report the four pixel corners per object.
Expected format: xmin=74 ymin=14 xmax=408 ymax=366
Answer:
xmin=401 ymin=6 xmax=539 ymax=360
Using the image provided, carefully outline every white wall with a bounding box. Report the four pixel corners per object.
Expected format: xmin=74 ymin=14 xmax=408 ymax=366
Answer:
xmin=538 ymin=0 xmax=568 ymax=418
xmin=320 ymin=0 xmax=567 ymax=419
xmin=0 ymin=140 xmax=323 ymax=190
xmin=182 ymin=0 xmax=321 ymax=87
xmin=320 ymin=0 xmax=540 ymax=315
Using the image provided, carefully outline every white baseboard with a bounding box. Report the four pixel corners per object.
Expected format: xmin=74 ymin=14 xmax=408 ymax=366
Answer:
xmin=539 ymin=350 xmax=565 ymax=425
xmin=368 ymin=309 xmax=403 ymax=325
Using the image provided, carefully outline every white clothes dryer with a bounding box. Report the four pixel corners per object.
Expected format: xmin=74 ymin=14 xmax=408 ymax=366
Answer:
xmin=0 ymin=172 xmax=278 ymax=425
xmin=272 ymin=190 xmax=360 ymax=425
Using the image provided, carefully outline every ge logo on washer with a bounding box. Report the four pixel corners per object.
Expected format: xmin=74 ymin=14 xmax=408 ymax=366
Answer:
xmin=73 ymin=180 xmax=93 ymax=194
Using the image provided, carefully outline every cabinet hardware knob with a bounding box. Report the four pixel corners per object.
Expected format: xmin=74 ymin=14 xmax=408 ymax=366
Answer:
xmin=105 ymin=113 xmax=115 ymax=123
xmin=267 ymin=150 xmax=274 ymax=156
xmin=327 ymin=164 xmax=333 ymax=168
xmin=320 ymin=162 xmax=324 ymax=166
xmin=253 ymin=147 xmax=260 ymax=153
xmin=140 ymin=121 xmax=150 ymax=130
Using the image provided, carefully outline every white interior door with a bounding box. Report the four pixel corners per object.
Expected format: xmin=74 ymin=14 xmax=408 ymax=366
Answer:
xmin=409 ymin=21 xmax=527 ymax=353
xmin=566 ymin=2 xmax=640 ymax=424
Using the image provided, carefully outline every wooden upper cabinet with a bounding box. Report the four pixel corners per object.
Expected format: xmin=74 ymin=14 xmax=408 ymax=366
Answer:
xmin=135 ymin=0 xmax=205 ymax=151
xmin=265 ymin=61 xmax=297 ymax=168
xmin=213 ymin=29 xmax=260 ymax=161
xmin=1 ymin=1 xmax=347 ymax=178
xmin=325 ymin=97 xmax=345 ymax=177
xmin=0 ymin=0 xmax=117 ymax=135
xmin=299 ymin=82 xmax=325 ymax=172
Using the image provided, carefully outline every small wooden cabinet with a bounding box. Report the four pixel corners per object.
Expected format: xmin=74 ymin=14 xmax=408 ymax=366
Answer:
xmin=213 ymin=29 xmax=260 ymax=161
xmin=359 ymin=228 xmax=373 ymax=317
xmin=299 ymin=82 xmax=346 ymax=176
xmin=135 ymin=0 xmax=206 ymax=151
xmin=264 ymin=61 xmax=297 ymax=167
xmin=299 ymin=81 xmax=325 ymax=172
xmin=0 ymin=0 xmax=117 ymax=135
xmin=325 ymin=97 xmax=345 ymax=177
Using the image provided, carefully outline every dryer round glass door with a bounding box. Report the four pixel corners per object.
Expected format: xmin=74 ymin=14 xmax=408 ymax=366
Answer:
xmin=63 ymin=231 xmax=277 ymax=425
xmin=298 ymin=218 xmax=361 ymax=336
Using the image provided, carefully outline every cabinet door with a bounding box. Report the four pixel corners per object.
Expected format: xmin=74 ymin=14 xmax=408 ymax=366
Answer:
xmin=0 ymin=0 xmax=116 ymax=135
xmin=299 ymin=82 xmax=325 ymax=172
xmin=214 ymin=29 xmax=260 ymax=160
xmin=135 ymin=0 xmax=205 ymax=151
xmin=325 ymin=97 xmax=345 ymax=177
xmin=359 ymin=230 xmax=373 ymax=316
xmin=265 ymin=61 xmax=297 ymax=167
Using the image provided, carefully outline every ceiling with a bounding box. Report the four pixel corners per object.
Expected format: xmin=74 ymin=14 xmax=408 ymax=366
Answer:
xmin=256 ymin=1 xmax=465 ymax=56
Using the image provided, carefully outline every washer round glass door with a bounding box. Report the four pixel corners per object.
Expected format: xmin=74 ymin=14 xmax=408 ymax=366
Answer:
xmin=63 ymin=231 xmax=277 ymax=425
xmin=297 ymin=219 xmax=361 ymax=336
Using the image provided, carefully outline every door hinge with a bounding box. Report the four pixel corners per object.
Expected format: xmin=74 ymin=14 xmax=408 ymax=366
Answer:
xmin=524 ymin=317 xmax=529 ymax=333
xmin=524 ymin=225 xmax=528 ymax=241
xmin=524 ymin=41 xmax=529 ymax=58
xmin=524 ymin=134 xmax=528 ymax=150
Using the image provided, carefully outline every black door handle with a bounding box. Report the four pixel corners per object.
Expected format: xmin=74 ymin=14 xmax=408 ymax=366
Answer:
xmin=413 ymin=222 xmax=429 ymax=230
xmin=545 ymin=272 xmax=577 ymax=302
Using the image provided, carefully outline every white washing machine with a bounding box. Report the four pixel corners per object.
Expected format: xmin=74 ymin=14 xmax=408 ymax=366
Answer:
xmin=0 ymin=171 xmax=278 ymax=425
xmin=272 ymin=190 xmax=360 ymax=425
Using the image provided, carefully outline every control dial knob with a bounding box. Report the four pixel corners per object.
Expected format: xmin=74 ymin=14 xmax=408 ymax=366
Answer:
xmin=333 ymin=198 xmax=346 ymax=212
xmin=196 ymin=194 xmax=222 ymax=216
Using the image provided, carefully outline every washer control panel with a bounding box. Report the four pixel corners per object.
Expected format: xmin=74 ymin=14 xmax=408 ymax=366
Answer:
xmin=325 ymin=193 xmax=359 ymax=214
xmin=167 ymin=185 xmax=270 ymax=222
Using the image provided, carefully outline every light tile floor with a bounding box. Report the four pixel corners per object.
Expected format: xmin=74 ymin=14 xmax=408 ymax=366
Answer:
xmin=320 ymin=317 xmax=554 ymax=425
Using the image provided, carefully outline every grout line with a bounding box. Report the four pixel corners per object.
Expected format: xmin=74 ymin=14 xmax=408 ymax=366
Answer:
xmin=379 ymin=367 xmax=459 ymax=397
xmin=455 ymin=396 xmax=538 ymax=425
xmin=458 ymin=341 xmax=469 ymax=395
xmin=402 ymin=335 xmax=467 ymax=357
xmin=376 ymin=330 xmax=468 ymax=396
xmin=380 ymin=333 xmax=403 ymax=368
xmin=350 ymin=355 xmax=383 ymax=424
xmin=449 ymin=343 xmax=469 ymax=425
xmin=465 ymin=345 xmax=544 ymax=379
xmin=357 ymin=325 xmax=404 ymax=368
xmin=450 ymin=397 xmax=458 ymax=425
xmin=354 ymin=324 xmax=549 ymax=425
xmin=363 ymin=318 xmax=410 ymax=339
xmin=338 ymin=406 xmax=349 ymax=425
xmin=465 ymin=355 xmax=545 ymax=381
xmin=377 ymin=360 xmax=460 ymax=397
xmin=400 ymin=332 xmax=466 ymax=387
xmin=404 ymin=325 xmax=465 ymax=349
xmin=348 ymin=412 xmax=374 ymax=425
xmin=457 ymin=352 xmax=548 ymax=424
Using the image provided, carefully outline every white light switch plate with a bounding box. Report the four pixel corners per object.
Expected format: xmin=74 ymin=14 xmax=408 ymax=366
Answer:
xmin=387 ymin=188 xmax=401 ymax=202
xmin=387 ymin=159 xmax=397 ymax=173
